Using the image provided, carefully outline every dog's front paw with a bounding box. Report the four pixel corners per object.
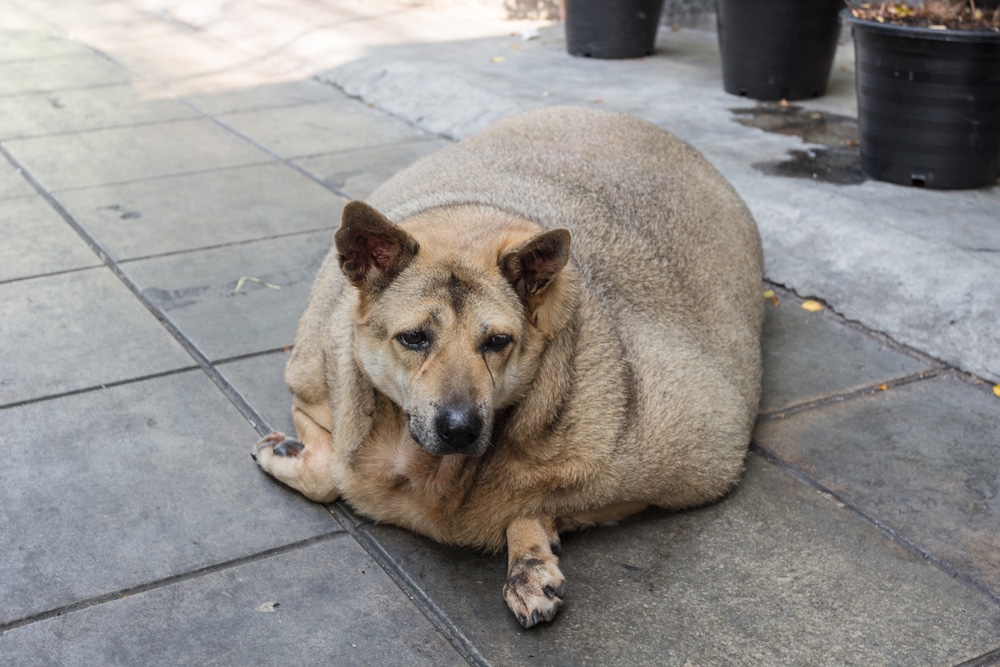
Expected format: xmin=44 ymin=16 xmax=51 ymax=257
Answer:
xmin=503 ymin=554 xmax=566 ymax=628
xmin=253 ymin=432 xmax=304 ymax=463
xmin=250 ymin=415 xmax=340 ymax=503
xmin=253 ymin=432 xmax=305 ymax=473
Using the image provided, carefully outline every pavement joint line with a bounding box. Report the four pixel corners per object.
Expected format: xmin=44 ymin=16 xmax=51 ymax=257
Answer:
xmin=192 ymin=98 xmax=325 ymax=119
xmin=115 ymin=224 xmax=338 ymax=265
xmin=0 ymin=364 xmax=201 ymax=411
xmin=331 ymin=504 xmax=492 ymax=667
xmin=749 ymin=444 xmax=1000 ymax=610
xmin=0 ymin=142 xmax=274 ymax=437
xmin=0 ymin=80 xmax=130 ymax=101
xmin=288 ymin=135 xmax=444 ymax=163
xmin=313 ymin=75 xmax=460 ymax=143
xmin=0 ymin=261 xmax=104 ymax=287
xmin=0 ymin=531 xmax=347 ymax=635
xmin=171 ymin=95 xmax=358 ymax=201
xmin=0 ymin=111 xmax=203 ymax=143
xmin=756 ymin=367 xmax=943 ymax=423
xmin=955 ymin=646 xmax=1000 ymax=667
xmin=211 ymin=346 xmax=295 ymax=368
xmin=26 ymin=158 xmax=280 ymax=195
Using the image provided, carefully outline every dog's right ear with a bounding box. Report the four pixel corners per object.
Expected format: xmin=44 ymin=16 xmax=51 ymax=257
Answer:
xmin=335 ymin=201 xmax=419 ymax=291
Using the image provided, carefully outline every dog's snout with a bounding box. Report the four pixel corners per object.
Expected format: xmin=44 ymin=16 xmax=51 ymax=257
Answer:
xmin=435 ymin=402 xmax=483 ymax=452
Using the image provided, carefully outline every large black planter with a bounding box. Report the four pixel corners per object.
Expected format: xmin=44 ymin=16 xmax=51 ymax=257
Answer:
xmin=846 ymin=15 xmax=1000 ymax=189
xmin=717 ymin=0 xmax=843 ymax=101
xmin=564 ymin=0 xmax=664 ymax=59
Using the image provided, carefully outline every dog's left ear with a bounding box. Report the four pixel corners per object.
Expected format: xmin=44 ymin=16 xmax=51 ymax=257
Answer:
xmin=499 ymin=228 xmax=571 ymax=299
xmin=335 ymin=201 xmax=419 ymax=291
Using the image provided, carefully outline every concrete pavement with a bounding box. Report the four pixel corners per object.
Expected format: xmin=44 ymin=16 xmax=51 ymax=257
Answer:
xmin=1 ymin=1 xmax=998 ymax=664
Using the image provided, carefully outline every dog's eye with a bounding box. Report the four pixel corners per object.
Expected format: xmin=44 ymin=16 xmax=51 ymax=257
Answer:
xmin=397 ymin=330 xmax=431 ymax=351
xmin=482 ymin=333 xmax=512 ymax=354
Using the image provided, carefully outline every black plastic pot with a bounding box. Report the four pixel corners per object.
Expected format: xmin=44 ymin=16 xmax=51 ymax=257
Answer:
xmin=717 ymin=0 xmax=843 ymax=101
xmin=846 ymin=15 xmax=1000 ymax=189
xmin=564 ymin=0 xmax=664 ymax=59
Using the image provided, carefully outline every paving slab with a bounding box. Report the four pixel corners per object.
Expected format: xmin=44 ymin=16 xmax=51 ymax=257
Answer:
xmin=218 ymin=98 xmax=430 ymax=160
xmin=168 ymin=2 xmax=337 ymax=59
xmin=94 ymin=32 xmax=257 ymax=85
xmin=0 ymin=82 xmax=198 ymax=140
xmin=180 ymin=75 xmax=346 ymax=116
xmin=0 ymin=370 xmax=341 ymax=625
xmin=759 ymin=289 xmax=934 ymax=414
xmin=294 ymin=137 xmax=452 ymax=200
xmin=41 ymin=12 xmax=193 ymax=55
xmin=6 ymin=0 xmax=147 ymax=33
xmin=0 ymin=266 xmax=193 ymax=405
xmin=0 ymin=50 xmax=128 ymax=96
xmin=0 ymin=29 xmax=94 ymax=62
xmin=56 ymin=162 xmax=345 ymax=260
xmin=0 ymin=537 xmax=465 ymax=667
xmin=215 ymin=351 xmax=296 ymax=436
xmin=362 ymin=454 xmax=1000 ymax=665
xmin=124 ymin=230 xmax=332 ymax=361
xmin=0 ymin=7 xmax=54 ymax=34
xmin=0 ymin=195 xmax=101 ymax=282
xmin=4 ymin=118 xmax=273 ymax=191
xmin=755 ymin=373 xmax=1000 ymax=598
xmin=0 ymin=158 xmax=35 ymax=198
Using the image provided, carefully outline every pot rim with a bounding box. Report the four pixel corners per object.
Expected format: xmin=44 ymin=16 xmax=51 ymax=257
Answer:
xmin=841 ymin=9 xmax=1000 ymax=42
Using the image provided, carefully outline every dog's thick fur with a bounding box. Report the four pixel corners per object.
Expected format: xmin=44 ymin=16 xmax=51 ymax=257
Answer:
xmin=254 ymin=106 xmax=764 ymax=628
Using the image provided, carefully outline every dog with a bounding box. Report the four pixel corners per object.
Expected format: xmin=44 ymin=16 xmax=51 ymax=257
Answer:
xmin=253 ymin=106 xmax=764 ymax=628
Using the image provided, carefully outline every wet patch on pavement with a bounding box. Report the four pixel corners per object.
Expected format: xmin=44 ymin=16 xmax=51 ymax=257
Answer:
xmin=732 ymin=104 xmax=866 ymax=185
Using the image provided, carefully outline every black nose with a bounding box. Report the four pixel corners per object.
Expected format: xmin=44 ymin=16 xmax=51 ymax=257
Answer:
xmin=435 ymin=402 xmax=483 ymax=451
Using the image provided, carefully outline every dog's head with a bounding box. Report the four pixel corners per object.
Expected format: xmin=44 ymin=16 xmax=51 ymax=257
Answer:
xmin=335 ymin=201 xmax=571 ymax=457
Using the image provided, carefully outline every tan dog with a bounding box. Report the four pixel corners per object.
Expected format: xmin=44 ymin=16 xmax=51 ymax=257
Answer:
xmin=254 ymin=106 xmax=764 ymax=628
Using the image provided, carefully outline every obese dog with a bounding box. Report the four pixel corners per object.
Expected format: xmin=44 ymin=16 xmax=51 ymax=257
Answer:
xmin=254 ymin=106 xmax=764 ymax=628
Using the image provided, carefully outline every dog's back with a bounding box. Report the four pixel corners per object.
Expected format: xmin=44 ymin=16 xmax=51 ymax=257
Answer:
xmin=367 ymin=106 xmax=764 ymax=506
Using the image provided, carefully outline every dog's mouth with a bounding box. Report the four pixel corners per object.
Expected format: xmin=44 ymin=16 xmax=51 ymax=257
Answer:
xmin=406 ymin=403 xmax=491 ymax=457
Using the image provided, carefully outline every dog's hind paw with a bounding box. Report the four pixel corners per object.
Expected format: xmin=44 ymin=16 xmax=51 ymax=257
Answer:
xmin=253 ymin=432 xmax=303 ymax=461
xmin=503 ymin=554 xmax=565 ymax=628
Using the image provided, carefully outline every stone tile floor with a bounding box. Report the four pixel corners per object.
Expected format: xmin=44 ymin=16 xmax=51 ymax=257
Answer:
xmin=0 ymin=1 xmax=998 ymax=665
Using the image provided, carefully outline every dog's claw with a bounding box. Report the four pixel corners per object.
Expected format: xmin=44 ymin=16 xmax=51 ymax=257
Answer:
xmin=504 ymin=555 xmax=565 ymax=629
xmin=254 ymin=432 xmax=304 ymax=459
xmin=254 ymin=432 xmax=286 ymax=455
xmin=273 ymin=438 xmax=304 ymax=457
